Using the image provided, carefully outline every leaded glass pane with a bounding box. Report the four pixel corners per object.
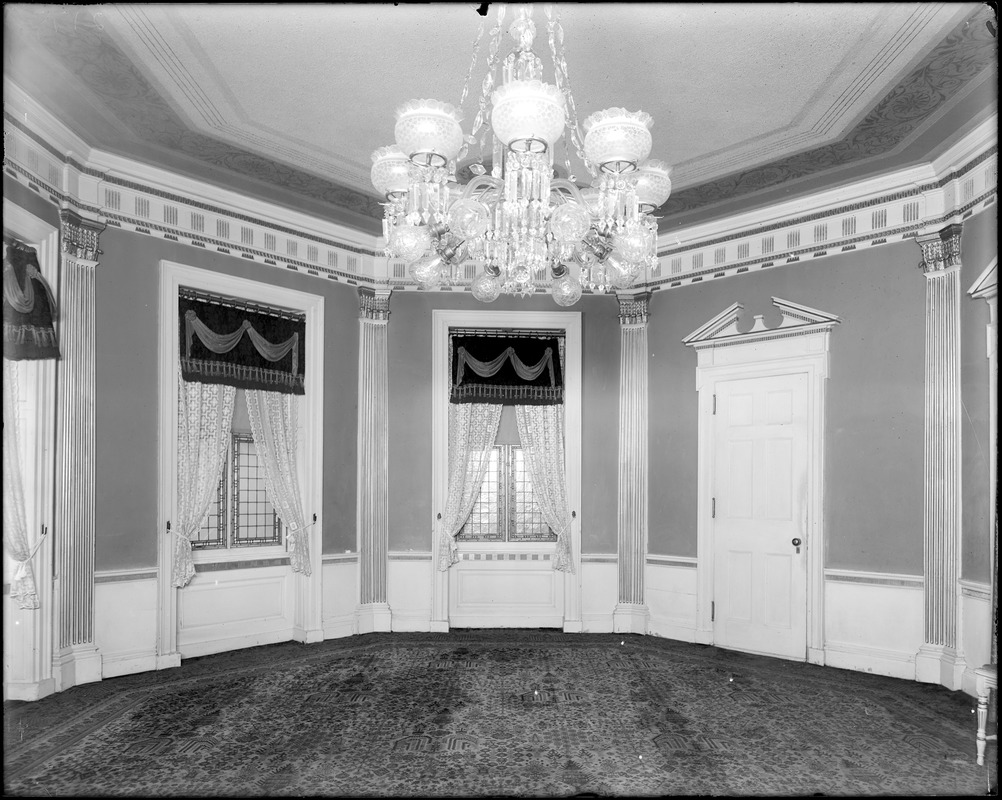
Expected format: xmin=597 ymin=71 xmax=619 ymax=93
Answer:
xmin=192 ymin=462 xmax=227 ymax=549
xmin=509 ymin=447 xmax=555 ymax=542
xmin=230 ymin=432 xmax=281 ymax=547
xmin=459 ymin=447 xmax=502 ymax=540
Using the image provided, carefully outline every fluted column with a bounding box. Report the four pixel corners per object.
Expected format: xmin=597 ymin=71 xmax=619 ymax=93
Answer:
xmin=914 ymin=223 xmax=965 ymax=689
xmin=614 ymin=291 xmax=650 ymax=634
xmin=356 ymin=288 xmax=392 ymax=633
xmin=53 ymin=209 xmax=104 ymax=689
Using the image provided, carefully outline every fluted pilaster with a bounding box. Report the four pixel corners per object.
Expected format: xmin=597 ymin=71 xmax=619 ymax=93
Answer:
xmin=357 ymin=288 xmax=392 ymax=633
xmin=614 ymin=292 xmax=650 ymax=634
xmin=915 ymin=223 xmax=964 ymax=688
xmin=54 ymin=209 xmax=103 ymax=688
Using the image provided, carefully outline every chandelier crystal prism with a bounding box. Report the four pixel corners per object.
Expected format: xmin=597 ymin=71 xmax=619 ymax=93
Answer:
xmin=371 ymin=4 xmax=672 ymax=306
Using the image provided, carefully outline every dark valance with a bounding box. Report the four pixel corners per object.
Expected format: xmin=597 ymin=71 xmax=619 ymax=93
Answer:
xmin=3 ymin=238 xmax=59 ymax=361
xmin=179 ymin=291 xmax=305 ymax=395
xmin=450 ymin=334 xmax=563 ymax=405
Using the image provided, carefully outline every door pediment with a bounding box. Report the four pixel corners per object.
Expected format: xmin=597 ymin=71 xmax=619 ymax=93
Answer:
xmin=683 ymin=297 xmax=841 ymax=350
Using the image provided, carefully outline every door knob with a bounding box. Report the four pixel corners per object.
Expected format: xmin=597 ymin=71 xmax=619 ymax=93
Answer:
xmin=792 ymin=537 xmax=802 ymax=554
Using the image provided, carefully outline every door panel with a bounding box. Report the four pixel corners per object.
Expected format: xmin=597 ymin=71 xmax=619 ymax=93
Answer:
xmin=713 ymin=373 xmax=808 ymax=660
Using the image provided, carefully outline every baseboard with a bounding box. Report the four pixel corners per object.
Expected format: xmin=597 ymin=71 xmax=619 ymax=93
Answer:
xmin=323 ymin=613 xmax=358 ymax=640
xmin=580 ymin=613 xmax=614 ymax=633
xmin=824 ymin=640 xmax=917 ymax=681
xmin=179 ymin=628 xmax=292 ymax=660
xmin=647 ymin=616 xmax=698 ymax=643
xmin=293 ymin=625 xmax=325 ymax=644
xmin=391 ymin=609 xmax=432 ymax=632
xmin=102 ymin=651 xmax=160 ymax=679
xmin=4 ymin=678 xmax=56 ymax=702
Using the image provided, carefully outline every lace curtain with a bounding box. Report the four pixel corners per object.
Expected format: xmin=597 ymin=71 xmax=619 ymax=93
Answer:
xmin=516 ymin=404 xmax=575 ymax=573
xmin=2 ymin=360 xmax=40 ymax=608
xmin=437 ymin=402 xmax=503 ymax=571
xmin=173 ymin=370 xmax=235 ymax=587
xmin=244 ymin=389 xmax=311 ymax=576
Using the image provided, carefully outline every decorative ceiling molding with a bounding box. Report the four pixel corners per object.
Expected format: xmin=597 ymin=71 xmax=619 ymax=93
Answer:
xmin=683 ymin=297 xmax=841 ymax=350
xmin=660 ymin=4 xmax=997 ymax=220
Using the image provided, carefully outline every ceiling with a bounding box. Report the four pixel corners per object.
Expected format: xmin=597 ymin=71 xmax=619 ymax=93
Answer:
xmin=4 ymin=3 xmax=998 ymax=238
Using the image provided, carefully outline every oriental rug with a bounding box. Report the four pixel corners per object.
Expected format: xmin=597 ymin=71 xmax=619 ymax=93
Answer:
xmin=3 ymin=631 xmax=996 ymax=796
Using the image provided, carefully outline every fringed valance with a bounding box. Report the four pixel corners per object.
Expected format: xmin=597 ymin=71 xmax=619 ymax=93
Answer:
xmin=3 ymin=238 xmax=59 ymax=361
xmin=450 ymin=334 xmax=563 ymax=405
xmin=179 ymin=291 xmax=305 ymax=395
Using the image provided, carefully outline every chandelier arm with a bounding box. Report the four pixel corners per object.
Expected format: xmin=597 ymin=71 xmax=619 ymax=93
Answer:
xmin=549 ymin=179 xmax=589 ymax=207
xmin=459 ymin=175 xmax=504 ymax=201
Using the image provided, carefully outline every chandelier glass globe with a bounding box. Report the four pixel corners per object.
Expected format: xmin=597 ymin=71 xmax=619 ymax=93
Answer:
xmin=548 ymin=202 xmax=592 ymax=244
xmin=448 ymin=199 xmax=491 ymax=239
xmin=471 ymin=271 xmax=502 ymax=302
xmin=390 ymin=225 xmax=432 ymax=262
xmin=552 ymin=271 xmax=583 ymax=307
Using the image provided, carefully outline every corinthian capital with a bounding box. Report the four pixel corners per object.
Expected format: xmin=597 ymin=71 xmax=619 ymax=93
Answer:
xmin=358 ymin=287 xmax=391 ymax=321
xmin=617 ymin=291 xmax=651 ymax=326
xmin=917 ymin=223 xmax=963 ymax=275
xmin=59 ymin=210 xmax=104 ymax=262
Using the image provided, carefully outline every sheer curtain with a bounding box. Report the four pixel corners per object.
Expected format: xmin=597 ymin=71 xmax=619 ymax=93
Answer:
xmin=438 ymin=402 xmax=503 ymax=571
xmin=173 ymin=370 xmax=235 ymax=588
xmin=2 ymin=359 xmax=39 ymax=608
xmin=244 ymin=389 xmax=311 ymax=576
xmin=516 ymin=404 xmax=575 ymax=573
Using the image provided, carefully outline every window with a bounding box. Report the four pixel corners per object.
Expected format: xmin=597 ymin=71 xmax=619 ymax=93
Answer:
xmin=192 ymin=431 xmax=282 ymax=550
xmin=459 ymin=444 xmax=555 ymax=542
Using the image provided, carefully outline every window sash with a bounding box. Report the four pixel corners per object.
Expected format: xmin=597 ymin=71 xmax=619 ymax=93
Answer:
xmin=460 ymin=445 xmax=554 ymax=543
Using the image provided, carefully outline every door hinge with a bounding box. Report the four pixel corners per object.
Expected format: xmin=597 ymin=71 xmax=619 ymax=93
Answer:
xmin=712 ymin=393 xmax=717 ymax=415
xmin=711 ymin=497 xmax=716 ymax=518
xmin=711 ymin=601 xmax=715 ymax=622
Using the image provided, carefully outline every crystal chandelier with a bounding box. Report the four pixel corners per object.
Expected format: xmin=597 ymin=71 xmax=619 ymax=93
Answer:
xmin=371 ymin=4 xmax=672 ymax=306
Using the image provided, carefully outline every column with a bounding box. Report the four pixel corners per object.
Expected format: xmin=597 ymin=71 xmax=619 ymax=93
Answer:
xmin=914 ymin=223 xmax=965 ymax=688
xmin=614 ymin=291 xmax=650 ymax=634
xmin=53 ymin=209 xmax=104 ymax=689
xmin=356 ymin=287 xmax=392 ymax=633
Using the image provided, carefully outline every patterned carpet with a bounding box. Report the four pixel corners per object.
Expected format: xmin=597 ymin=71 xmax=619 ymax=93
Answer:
xmin=3 ymin=631 xmax=997 ymax=797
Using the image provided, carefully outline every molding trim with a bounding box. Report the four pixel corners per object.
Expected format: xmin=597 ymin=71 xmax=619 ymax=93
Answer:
xmin=646 ymin=555 xmax=698 ymax=568
xmin=388 ymin=552 xmax=433 ymax=561
xmin=581 ymin=554 xmax=618 ymax=564
xmin=94 ymin=569 xmax=158 ymax=584
xmin=824 ymin=569 xmax=924 ymax=588
xmin=322 ymin=553 xmax=359 ymax=563
xmin=3 ymin=82 xmax=996 ymax=298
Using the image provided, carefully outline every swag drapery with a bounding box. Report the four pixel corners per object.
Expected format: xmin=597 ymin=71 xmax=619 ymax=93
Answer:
xmin=3 ymin=238 xmax=59 ymax=361
xmin=173 ymin=292 xmax=310 ymax=588
xmin=439 ymin=333 xmax=574 ymax=574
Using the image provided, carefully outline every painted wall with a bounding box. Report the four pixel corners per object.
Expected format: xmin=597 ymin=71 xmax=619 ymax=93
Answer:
xmin=90 ymin=224 xmax=359 ymax=571
xmin=386 ymin=291 xmax=621 ymax=554
xmin=648 ymin=238 xmax=928 ymax=574
xmin=959 ymin=209 xmax=996 ymax=584
xmin=3 ymin=176 xmax=61 ymax=229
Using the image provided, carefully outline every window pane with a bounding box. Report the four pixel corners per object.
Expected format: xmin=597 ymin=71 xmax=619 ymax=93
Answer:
xmin=192 ymin=462 xmax=227 ymax=549
xmin=509 ymin=447 xmax=555 ymax=542
xmin=459 ymin=447 xmax=502 ymax=541
xmin=230 ymin=433 xmax=282 ymax=547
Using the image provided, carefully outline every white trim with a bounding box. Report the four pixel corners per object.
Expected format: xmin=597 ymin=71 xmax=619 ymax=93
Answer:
xmin=824 ymin=569 xmax=924 ymax=588
xmin=688 ymin=299 xmax=838 ymax=664
xmin=431 ymin=310 xmax=582 ymax=632
xmin=156 ymin=260 xmax=325 ymax=663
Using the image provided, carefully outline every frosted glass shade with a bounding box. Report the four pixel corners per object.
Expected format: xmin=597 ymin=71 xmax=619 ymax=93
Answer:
xmin=409 ymin=254 xmax=446 ymax=289
xmin=552 ymin=272 xmax=583 ymax=306
xmin=491 ymin=80 xmax=566 ymax=149
xmin=612 ymin=223 xmax=655 ymax=263
xmin=548 ymin=202 xmax=591 ymax=244
xmin=390 ymin=225 xmax=432 ymax=262
xmin=635 ymin=159 xmax=673 ymax=208
xmin=471 ymin=272 xmax=502 ymax=303
xmin=370 ymin=146 xmax=411 ymax=197
xmin=394 ymin=99 xmax=464 ymax=165
xmin=583 ymin=108 xmax=653 ymax=173
xmin=448 ymin=199 xmax=491 ymax=239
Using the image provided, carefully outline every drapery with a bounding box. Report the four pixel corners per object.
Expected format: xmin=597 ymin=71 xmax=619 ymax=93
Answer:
xmin=2 ymin=360 xmax=40 ymax=608
xmin=3 ymin=238 xmax=59 ymax=361
xmin=173 ymin=370 xmax=235 ymax=587
xmin=451 ymin=335 xmax=562 ymax=404
xmin=244 ymin=389 xmax=311 ymax=576
xmin=437 ymin=403 xmax=503 ymax=571
xmin=180 ymin=293 xmax=305 ymax=395
xmin=516 ymin=404 xmax=575 ymax=573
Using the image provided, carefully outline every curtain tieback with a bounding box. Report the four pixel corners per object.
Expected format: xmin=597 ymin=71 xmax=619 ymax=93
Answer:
xmin=13 ymin=560 xmax=32 ymax=582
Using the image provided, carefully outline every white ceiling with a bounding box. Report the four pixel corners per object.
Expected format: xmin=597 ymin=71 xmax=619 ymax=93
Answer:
xmin=3 ymin=3 xmax=997 ymax=234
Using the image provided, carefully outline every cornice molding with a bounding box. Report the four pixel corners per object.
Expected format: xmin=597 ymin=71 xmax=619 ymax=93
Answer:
xmin=3 ymin=82 xmax=997 ymax=297
xmin=683 ymin=296 xmax=841 ymax=350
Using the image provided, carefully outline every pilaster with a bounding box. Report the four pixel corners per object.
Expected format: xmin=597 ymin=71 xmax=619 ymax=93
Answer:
xmin=914 ymin=223 xmax=965 ymax=689
xmin=53 ymin=209 xmax=104 ymax=689
xmin=614 ymin=291 xmax=650 ymax=634
xmin=356 ymin=287 xmax=392 ymax=633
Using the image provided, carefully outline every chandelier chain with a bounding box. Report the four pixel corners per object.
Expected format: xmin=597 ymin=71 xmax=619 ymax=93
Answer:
xmin=544 ymin=5 xmax=592 ymax=178
xmin=455 ymin=15 xmax=487 ymax=166
xmin=463 ymin=6 xmax=508 ymax=168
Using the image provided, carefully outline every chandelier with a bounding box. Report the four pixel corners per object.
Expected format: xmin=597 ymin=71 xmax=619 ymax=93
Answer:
xmin=370 ymin=4 xmax=672 ymax=306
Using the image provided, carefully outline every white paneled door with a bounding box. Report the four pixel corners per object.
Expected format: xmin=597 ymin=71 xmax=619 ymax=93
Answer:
xmin=712 ymin=373 xmax=809 ymax=660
